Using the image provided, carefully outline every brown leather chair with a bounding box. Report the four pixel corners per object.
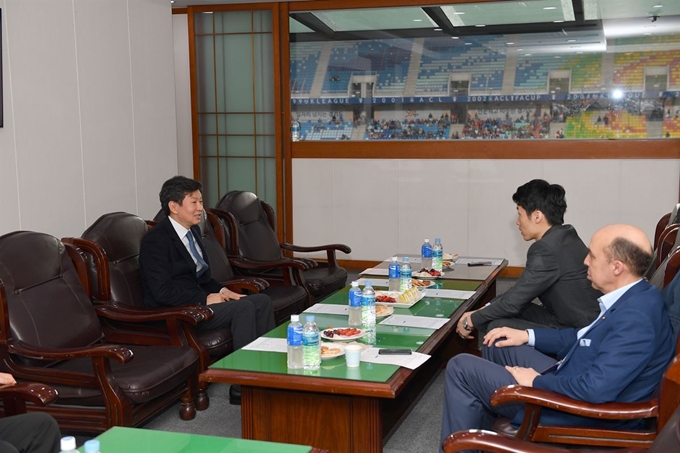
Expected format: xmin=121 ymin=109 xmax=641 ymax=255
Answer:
xmin=209 ymin=207 xmax=314 ymax=309
xmin=653 ymin=204 xmax=680 ymax=248
xmin=0 ymin=231 xmax=200 ymax=433
xmin=442 ymin=402 xmax=680 ymax=453
xmin=486 ymin=354 xmax=680 ymax=449
xmin=64 ymin=211 xmax=268 ymax=407
xmin=214 ymin=190 xmax=352 ymax=302
xmin=647 ymin=223 xmax=680 ymax=281
xmin=203 ymin=211 xmax=309 ymax=325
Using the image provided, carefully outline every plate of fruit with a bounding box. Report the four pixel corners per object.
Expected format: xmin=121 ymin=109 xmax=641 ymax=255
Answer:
xmin=412 ymin=268 xmax=444 ymax=279
xmin=375 ymin=288 xmax=425 ymax=308
xmin=321 ymin=327 xmax=365 ymax=341
xmin=411 ymin=278 xmax=434 ymax=288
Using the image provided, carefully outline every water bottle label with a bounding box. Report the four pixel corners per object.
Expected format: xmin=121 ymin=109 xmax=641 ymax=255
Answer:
xmin=361 ymin=294 xmax=376 ymax=306
xmin=349 ymin=290 xmax=362 ymax=307
xmin=389 ymin=263 xmax=400 ymax=279
xmin=422 ymin=245 xmax=432 ymax=258
xmin=302 ymin=331 xmax=319 ymax=347
xmin=287 ymin=325 xmax=302 ymax=346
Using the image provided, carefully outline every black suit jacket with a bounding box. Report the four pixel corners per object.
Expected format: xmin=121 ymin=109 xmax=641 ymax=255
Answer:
xmin=140 ymin=216 xmax=223 ymax=308
xmin=471 ymin=224 xmax=601 ymax=329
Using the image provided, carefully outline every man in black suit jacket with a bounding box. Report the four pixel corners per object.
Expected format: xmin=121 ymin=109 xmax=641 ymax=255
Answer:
xmin=140 ymin=176 xmax=275 ymax=352
xmin=456 ymin=179 xmax=601 ymax=340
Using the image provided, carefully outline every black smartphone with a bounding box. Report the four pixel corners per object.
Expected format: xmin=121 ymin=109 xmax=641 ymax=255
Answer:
xmin=378 ymin=349 xmax=412 ymax=355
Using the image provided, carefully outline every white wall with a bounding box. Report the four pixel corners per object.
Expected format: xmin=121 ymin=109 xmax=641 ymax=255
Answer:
xmin=173 ymin=13 xmax=193 ymax=178
xmin=0 ymin=0 xmax=178 ymax=239
xmin=292 ymin=159 xmax=680 ymax=266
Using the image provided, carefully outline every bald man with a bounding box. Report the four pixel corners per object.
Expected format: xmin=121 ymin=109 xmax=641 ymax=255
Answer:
xmin=440 ymin=224 xmax=675 ymax=452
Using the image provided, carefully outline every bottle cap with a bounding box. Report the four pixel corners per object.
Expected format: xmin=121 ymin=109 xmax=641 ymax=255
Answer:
xmin=61 ymin=437 xmax=76 ymax=451
xmin=364 ymin=280 xmax=372 ymax=287
xmin=290 ymin=314 xmax=299 ymax=322
xmin=435 ymin=238 xmax=441 ymax=242
xmin=391 ymin=256 xmax=398 ymax=262
xmin=424 ymin=238 xmax=430 ymax=242
xmin=351 ymin=281 xmax=359 ymax=287
xmin=84 ymin=440 xmax=100 ymax=453
xmin=403 ymin=257 xmax=409 ymax=262
xmin=306 ymin=315 xmax=315 ymax=322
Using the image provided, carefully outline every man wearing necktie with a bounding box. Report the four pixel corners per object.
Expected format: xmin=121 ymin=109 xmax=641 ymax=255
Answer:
xmin=140 ymin=176 xmax=275 ymax=404
xmin=440 ymin=224 xmax=675 ymax=452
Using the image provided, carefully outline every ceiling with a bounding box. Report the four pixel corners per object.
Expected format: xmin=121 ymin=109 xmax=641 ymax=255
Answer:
xmin=171 ymin=0 xmax=680 ymax=44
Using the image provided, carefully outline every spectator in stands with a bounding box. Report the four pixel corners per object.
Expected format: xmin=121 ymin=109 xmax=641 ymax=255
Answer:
xmin=441 ymin=224 xmax=675 ymax=452
xmin=456 ymin=179 xmax=601 ymax=340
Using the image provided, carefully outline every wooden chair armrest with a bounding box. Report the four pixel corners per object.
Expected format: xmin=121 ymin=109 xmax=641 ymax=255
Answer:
xmin=280 ymin=242 xmax=351 ymax=267
xmin=221 ymin=277 xmax=269 ymax=293
xmin=442 ymin=430 xmax=642 ymax=453
xmin=9 ymin=340 xmax=133 ymax=364
xmin=229 ymin=256 xmax=310 ymax=271
xmin=491 ymin=385 xmax=658 ymax=420
xmin=95 ymin=302 xmax=212 ymax=326
xmin=0 ymin=382 xmax=59 ymax=407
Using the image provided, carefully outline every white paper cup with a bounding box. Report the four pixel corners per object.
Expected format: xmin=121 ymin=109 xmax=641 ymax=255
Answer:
xmin=345 ymin=344 xmax=362 ymax=368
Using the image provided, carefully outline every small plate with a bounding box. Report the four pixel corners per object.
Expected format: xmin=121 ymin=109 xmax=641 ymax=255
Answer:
xmin=411 ymin=278 xmax=435 ymax=288
xmin=413 ymin=271 xmax=445 ymax=279
xmin=375 ymin=290 xmax=426 ymax=308
xmin=443 ymin=253 xmax=458 ymax=261
xmin=441 ymin=261 xmax=455 ymax=269
xmin=321 ymin=342 xmax=345 ymax=360
xmin=321 ymin=327 xmax=365 ymax=341
xmin=375 ymin=305 xmax=395 ymax=318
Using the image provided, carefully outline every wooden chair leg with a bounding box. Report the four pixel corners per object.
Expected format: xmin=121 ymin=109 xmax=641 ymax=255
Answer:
xmin=196 ymin=382 xmax=210 ymax=411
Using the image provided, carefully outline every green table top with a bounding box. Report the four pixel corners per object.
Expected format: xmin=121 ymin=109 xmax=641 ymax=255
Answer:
xmin=82 ymin=426 xmax=313 ymax=453
xmin=209 ymin=280 xmax=483 ymax=383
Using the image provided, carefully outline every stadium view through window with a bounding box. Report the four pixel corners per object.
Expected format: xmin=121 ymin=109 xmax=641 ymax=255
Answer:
xmin=289 ymin=0 xmax=680 ymax=141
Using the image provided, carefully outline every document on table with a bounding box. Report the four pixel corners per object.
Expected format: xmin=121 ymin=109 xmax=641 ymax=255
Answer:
xmin=456 ymin=258 xmax=504 ymax=266
xmin=242 ymin=337 xmax=287 ymax=353
xmin=304 ymin=304 xmax=349 ymax=315
xmin=360 ymin=268 xmax=389 ymax=276
xmin=357 ymin=278 xmax=389 ymax=287
xmin=424 ymin=289 xmax=476 ymax=300
xmin=361 ymin=348 xmax=430 ymax=370
xmin=379 ymin=314 xmax=449 ymax=330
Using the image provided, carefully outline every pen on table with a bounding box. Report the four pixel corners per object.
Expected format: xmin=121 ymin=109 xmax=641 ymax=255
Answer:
xmin=468 ymin=261 xmax=493 ymax=266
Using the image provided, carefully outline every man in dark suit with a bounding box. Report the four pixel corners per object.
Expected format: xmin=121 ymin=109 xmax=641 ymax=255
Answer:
xmin=140 ymin=176 xmax=275 ymax=404
xmin=440 ymin=224 xmax=676 ymax=452
xmin=456 ymin=179 xmax=601 ymax=340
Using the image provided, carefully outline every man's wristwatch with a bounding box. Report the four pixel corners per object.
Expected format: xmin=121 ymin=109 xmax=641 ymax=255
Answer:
xmin=463 ymin=317 xmax=473 ymax=331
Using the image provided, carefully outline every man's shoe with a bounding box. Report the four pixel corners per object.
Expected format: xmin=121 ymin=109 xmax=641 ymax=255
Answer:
xmin=229 ymin=385 xmax=241 ymax=405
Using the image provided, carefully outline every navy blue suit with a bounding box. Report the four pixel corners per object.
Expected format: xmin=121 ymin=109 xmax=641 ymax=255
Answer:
xmin=140 ymin=216 xmax=275 ymax=349
xmin=440 ymin=279 xmax=675 ymax=452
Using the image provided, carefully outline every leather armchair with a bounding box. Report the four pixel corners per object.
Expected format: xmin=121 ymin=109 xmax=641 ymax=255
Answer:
xmin=214 ymin=190 xmax=352 ymax=302
xmin=203 ymin=211 xmax=309 ymax=325
xmin=647 ymin=223 xmax=680 ymax=281
xmin=487 ymin=355 xmax=680 ymax=449
xmin=0 ymin=231 xmax=200 ymax=433
xmin=64 ymin=211 xmax=244 ymax=408
xmin=443 ymin=402 xmax=680 ymax=453
xmin=209 ymin=207 xmax=315 ymax=310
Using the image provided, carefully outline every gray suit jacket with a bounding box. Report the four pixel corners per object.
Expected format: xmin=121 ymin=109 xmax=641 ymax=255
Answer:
xmin=471 ymin=224 xmax=601 ymax=330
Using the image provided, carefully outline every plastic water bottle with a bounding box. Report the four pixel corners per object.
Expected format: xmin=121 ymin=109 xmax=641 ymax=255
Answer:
xmin=291 ymin=119 xmax=301 ymax=142
xmin=432 ymin=238 xmax=444 ymax=272
xmin=287 ymin=314 xmax=303 ymax=369
xmin=361 ymin=281 xmax=376 ymax=331
xmin=84 ymin=440 xmax=101 ymax=453
xmin=388 ymin=256 xmax=401 ymax=291
xmin=60 ymin=437 xmax=78 ymax=453
xmin=421 ymin=239 xmax=433 ymax=269
xmin=302 ymin=315 xmax=320 ymax=370
xmin=348 ymin=281 xmax=362 ymax=326
xmin=400 ymin=257 xmax=412 ymax=291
